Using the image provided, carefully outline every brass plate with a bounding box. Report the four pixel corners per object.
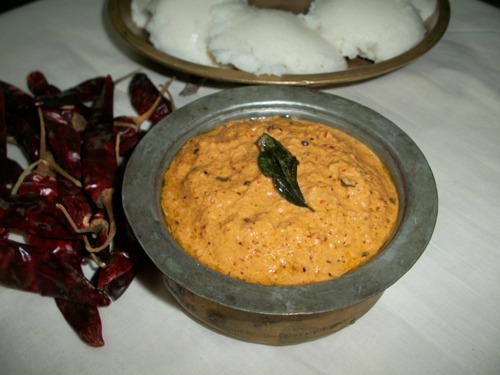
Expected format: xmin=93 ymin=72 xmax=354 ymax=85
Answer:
xmin=108 ymin=0 xmax=450 ymax=87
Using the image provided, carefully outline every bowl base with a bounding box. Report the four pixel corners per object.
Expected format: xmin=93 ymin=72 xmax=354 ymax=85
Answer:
xmin=163 ymin=276 xmax=383 ymax=345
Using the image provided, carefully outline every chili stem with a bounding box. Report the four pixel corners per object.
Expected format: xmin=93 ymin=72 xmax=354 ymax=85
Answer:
xmin=10 ymin=159 xmax=46 ymax=194
xmin=85 ymin=189 xmax=116 ymax=254
xmin=55 ymin=203 xmax=100 ymax=235
xmin=115 ymin=132 xmax=121 ymax=165
xmin=89 ymin=252 xmax=106 ymax=268
xmin=45 ymin=152 xmax=82 ymax=188
xmin=38 ymin=107 xmax=47 ymax=158
xmin=114 ymin=67 xmax=143 ymax=85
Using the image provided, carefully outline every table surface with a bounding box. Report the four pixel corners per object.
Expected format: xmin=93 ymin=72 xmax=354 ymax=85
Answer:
xmin=1 ymin=1 xmax=499 ymax=374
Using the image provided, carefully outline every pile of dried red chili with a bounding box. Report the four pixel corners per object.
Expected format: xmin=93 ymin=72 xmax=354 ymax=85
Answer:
xmin=0 ymin=71 xmax=174 ymax=347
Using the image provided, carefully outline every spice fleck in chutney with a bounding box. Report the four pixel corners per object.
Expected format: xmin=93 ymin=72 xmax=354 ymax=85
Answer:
xmin=161 ymin=116 xmax=399 ymax=286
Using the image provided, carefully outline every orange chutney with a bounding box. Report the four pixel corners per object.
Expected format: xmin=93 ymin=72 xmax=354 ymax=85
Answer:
xmin=161 ymin=116 xmax=399 ymax=286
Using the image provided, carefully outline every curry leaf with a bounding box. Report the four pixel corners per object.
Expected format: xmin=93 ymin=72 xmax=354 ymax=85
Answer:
xmin=256 ymin=133 xmax=313 ymax=211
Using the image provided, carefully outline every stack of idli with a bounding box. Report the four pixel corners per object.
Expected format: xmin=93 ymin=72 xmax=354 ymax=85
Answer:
xmin=132 ymin=0 xmax=432 ymax=76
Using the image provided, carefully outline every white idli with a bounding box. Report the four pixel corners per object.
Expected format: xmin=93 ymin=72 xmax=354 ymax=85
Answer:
xmin=207 ymin=3 xmax=347 ymax=76
xmin=409 ymin=0 xmax=438 ymax=22
xmin=130 ymin=0 xmax=155 ymax=29
xmin=304 ymin=0 xmax=426 ymax=62
xmin=143 ymin=0 xmax=241 ymax=66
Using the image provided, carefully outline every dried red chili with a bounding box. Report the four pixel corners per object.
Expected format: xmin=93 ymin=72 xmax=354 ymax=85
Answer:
xmin=0 ymin=90 xmax=7 ymax=185
xmin=114 ymin=73 xmax=174 ymax=156
xmin=1 ymin=71 xmax=176 ymax=348
xmin=11 ymin=108 xmax=81 ymax=195
xmin=82 ymin=75 xmax=116 ymax=202
xmin=96 ymin=216 xmax=144 ymax=298
xmin=25 ymin=235 xmax=86 ymax=268
xmin=129 ymin=73 xmax=174 ymax=125
xmin=27 ymin=71 xmax=61 ymax=97
xmin=0 ymin=80 xmax=36 ymax=111
xmin=23 ymin=233 xmax=105 ymax=347
xmin=80 ymin=75 xmax=117 ymax=254
xmin=15 ymin=173 xmax=58 ymax=197
xmin=42 ymin=108 xmax=83 ymax=179
xmin=0 ymin=81 xmax=39 ymax=161
xmin=0 ymin=237 xmax=110 ymax=306
xmin=55 ymin=298 xmax=104 ymax=347
xmin=113 ymin=115 xmax=144 ymax=156
xmin=56 ymin=177 xmax=93 ymax=232
xmin=4 ymin=111 xmax=40 ymax=163
xmin=0 ymin=194 xmax=77 ymax=239
xmin=100 ymin=266 xmax=138 ymax=301
xmin=35 ymin=76 xmax=106 ymax=108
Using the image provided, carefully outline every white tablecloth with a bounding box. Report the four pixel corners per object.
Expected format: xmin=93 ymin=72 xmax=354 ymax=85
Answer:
xmin=1 ymin=1 xmax=499 ymax=374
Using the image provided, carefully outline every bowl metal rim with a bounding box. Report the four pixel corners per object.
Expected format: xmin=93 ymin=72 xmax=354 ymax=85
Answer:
xmin=122 ymin=86 xmax=438 ymax=315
